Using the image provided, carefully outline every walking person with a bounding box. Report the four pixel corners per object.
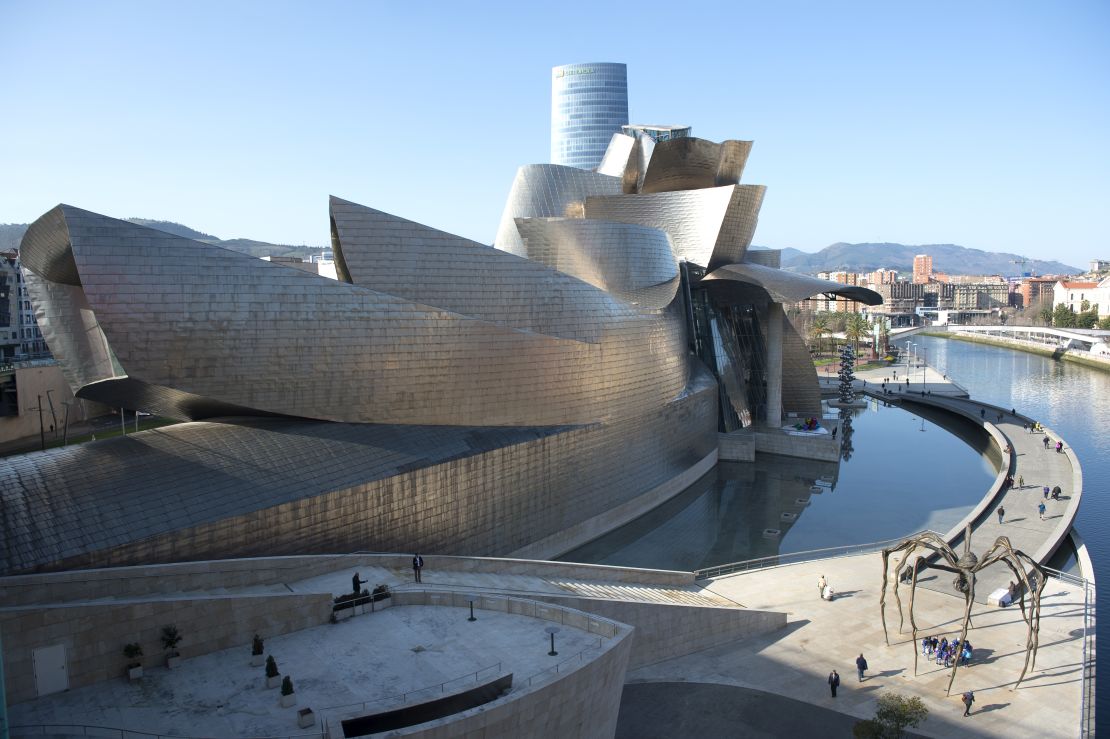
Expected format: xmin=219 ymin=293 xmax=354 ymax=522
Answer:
xmin=856 ymin=653 xmax=868 ymax=682
xmin=1043 ymin=486 xmax=1050 ymax=500
xmin=1038 ymin=501 xmax=1047 ymax=521
xmin=828 ymin=669 xmax=840 ymax=697
xmin=352 ymin=571 xmax=367 ymax=594
xmin=412 ymin=553 xmax=424 ymax=583
xmin=962 ymin=689 xmax=975 ymax=716
xmin=997 ymin=505 xmax=1005 ymax=524
xmin=1044 ymin=436 xmax=1051 ymax=450
xmin=818 ymin=574 xmax=827 ymax=599
xmin=1017 ymin=474 xmax=1024 ymax=488
xmin=1056 ymin=441 xmax=1063 ymax=454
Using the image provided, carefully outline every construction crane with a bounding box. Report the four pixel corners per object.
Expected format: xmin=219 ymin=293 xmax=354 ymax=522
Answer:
xmin=1010 ymin=256 xmax=1036 ymax=278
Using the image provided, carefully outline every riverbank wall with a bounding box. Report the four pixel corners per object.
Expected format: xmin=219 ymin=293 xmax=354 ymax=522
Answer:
xmin=920 ymin=330 xmax=1110 ymax=373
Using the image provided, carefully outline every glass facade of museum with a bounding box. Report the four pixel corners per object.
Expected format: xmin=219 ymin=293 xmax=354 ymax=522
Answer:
xmin=551 ymin=62 xmax=629 ymax=170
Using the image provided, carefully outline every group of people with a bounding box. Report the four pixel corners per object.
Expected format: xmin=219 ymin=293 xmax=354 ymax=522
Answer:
xmin=921 ymin=634 xmax=973 ymax=668
xmin=825 ymin=654 xmax=869 ymax=698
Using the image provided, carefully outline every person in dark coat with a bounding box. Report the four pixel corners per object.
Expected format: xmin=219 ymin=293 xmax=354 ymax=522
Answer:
xmin=962 ymin=689 xmax=975 ymax=716
xmin=352 ymin=572 xmax=366 ymax=594
xmin=828 ymin=669 xmax=840 ymax=697
xmin=856 ymin=654 xmax=868 ymax=681
xmin=412 ymin=553 xmax=424 ymax=583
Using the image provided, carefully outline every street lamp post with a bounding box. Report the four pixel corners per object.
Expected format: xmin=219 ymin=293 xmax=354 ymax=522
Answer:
xmin=921 ymin=348 xmax=927 ymax=387
xmin=545 ymin=626 xmax=560 ymax=656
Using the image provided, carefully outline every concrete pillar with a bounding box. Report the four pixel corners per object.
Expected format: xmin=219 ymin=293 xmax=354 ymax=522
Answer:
xmin=766 ymin=302 xmax=784 ymax=429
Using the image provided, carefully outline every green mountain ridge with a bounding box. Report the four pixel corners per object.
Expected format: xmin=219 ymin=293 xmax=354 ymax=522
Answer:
xmin=755 ymin=243 xmax=1080 ymax=277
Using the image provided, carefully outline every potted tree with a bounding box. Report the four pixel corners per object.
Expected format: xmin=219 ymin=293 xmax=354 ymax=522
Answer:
xmin=161 ymin=624 xmax=183 ymax=669
xmin=251 ymin=634 xmax=265 ymax=666
xmin=123 ymin=642 xmax=143 ymax=681
xmin=280 ymin=675 xmax=296 ymax=707
xmin=265 ymin=655 xmax=281 ymax=688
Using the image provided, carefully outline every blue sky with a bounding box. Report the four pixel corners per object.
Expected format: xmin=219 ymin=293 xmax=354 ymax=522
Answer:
xmin=1 ymin=1 xmax=1107 ymax=267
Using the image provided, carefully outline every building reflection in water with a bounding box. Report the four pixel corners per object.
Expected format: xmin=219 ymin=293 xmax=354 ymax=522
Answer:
xmin=561 ymin=456 xmax=839 ymax=571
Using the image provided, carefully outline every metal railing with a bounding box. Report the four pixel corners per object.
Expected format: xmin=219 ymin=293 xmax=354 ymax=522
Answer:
xmin=521 ymin=637 xmax=605 ymax=688
xmin=693 ymin=530 xmax=939 ymax=580
xmin=1041 ymin=566 xmax=1097 ymax=738
xmin=10 ymin=726 xmax=321 ymax=739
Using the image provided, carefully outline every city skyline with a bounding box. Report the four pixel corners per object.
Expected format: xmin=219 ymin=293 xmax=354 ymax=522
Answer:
xmin=1 ymin=1 xmax=1107 ymax=266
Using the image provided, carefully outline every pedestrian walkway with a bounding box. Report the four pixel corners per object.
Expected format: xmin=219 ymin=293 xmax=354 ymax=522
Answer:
xmin=877 ymin=393 xmax=1080 ymax=599
xmin=638 ymin=552 xmax=1087 ymax=739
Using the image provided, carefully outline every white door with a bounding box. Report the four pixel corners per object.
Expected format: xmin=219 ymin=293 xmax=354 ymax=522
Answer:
xmin=33 ymin=643 xmax=68 ymax=696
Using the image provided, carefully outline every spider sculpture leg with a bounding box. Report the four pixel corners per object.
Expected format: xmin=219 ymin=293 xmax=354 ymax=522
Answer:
xmin=881 ymin=535 xmax=962 ymax=646
xmin=976 ymin=542 xmax=1045 ymax=691
xmin=907 ymin=555 xmax=926 ymax=676
xmin=946 ymin=569 xmax=976 ymax=696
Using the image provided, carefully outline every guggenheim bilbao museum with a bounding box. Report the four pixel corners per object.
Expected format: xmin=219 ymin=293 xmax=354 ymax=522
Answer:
xmin=1 ymin=129 xmax=880 ymax=576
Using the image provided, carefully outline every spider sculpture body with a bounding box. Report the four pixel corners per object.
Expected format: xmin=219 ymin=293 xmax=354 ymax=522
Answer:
xmin=879 ymin=524 xmax=1045 ymax=694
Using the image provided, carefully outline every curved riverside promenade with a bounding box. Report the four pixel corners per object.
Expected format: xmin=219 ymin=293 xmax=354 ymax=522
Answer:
xmin=822 ymin=361 xmax=1085 ymax=592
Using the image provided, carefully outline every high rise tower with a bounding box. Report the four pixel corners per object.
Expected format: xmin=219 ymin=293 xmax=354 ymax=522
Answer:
xmin=551 ymin=62 xmax=628 ymax=170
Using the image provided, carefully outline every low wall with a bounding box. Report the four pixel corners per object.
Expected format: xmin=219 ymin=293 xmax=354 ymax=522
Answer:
xmin=718 ymin=431 xmax=755 ymax=462
xmin=753 ymin=428 xmax=840 ymax=462
xmin=0 ymin=553 xmax=698 ymax=607
xmin=518 ymin=593 xmax=787 ymax=670
xmin=1 ymin=591 xmax=331 ymax=705
xmin=509 ymin=449 xmax=718 ymax=560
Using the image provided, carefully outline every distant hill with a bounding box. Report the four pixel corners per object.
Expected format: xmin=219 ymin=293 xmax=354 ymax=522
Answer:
xmin=776 ymin=242 xmax=1080 ymax=277
xmin=0 ymin=220 xmax=327 ymax=260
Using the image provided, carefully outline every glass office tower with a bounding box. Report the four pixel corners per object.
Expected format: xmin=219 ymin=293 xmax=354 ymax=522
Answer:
xmin=551 ymin=62 xmax=628 ymax=170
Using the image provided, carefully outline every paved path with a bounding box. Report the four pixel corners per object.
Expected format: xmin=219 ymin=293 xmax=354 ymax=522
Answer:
xmin=894 ymin=394 xmax=1077 ymax=599
xmin=637 ymin=552 xmax=1087 ymax=739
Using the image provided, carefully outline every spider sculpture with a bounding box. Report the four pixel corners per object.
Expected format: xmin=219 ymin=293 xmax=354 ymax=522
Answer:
xmin=879 ymin=525 xmax=1045 ymax=695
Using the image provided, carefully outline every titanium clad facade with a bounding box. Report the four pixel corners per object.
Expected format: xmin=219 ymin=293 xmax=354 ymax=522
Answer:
xmin=0 ymin=372 xmax=717 ymax=574
xmin=22 ymin=205 xmax=689 ymax=427
xmin=493 ymin=164 xmax=621 ymax=255
xmin=8 ymin=117 xmax=881 ymax=574
xmin=551 ymin=62 xmax=629 ymax=170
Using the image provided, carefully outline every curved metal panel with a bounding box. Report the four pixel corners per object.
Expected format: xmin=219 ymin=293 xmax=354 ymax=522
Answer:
xmin=780 ymin=317 xmax=822 ymax=417
xmin=513 ymin=217 xmax=678 ymax=294
xmin=704 ymin=262 xmax=884 ymax=306
xmin=584 ymin=185 xmax=760 ymax=268
xmin=330 ymin=197 xmax=627 ymax=342
xmin=640 ymin=137 xmax=752 ymax=194
xmin=493 ymin=164 xmax=621 ymax=256
xmin=21 ymin=206 xmax=689 ymax=427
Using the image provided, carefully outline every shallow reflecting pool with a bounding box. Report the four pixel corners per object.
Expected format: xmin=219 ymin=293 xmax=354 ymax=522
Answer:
xmin=561 ymin=399 xmax=998 ymax=571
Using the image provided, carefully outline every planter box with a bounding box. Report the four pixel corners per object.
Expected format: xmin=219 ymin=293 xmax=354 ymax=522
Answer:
xmin=297 ymin=708 xmax=315 ymax=729
xmin=353 ymin=604 xmax=365 ymax=616
xmin=166 ymin=655 xmax=181 ymax=669
xmin=251 ymin=653 xmax=265 ymax=667
xmin=281 ymin=692 xmax=297 ymax=708
xmin=334 ymin=608 xmax=352 ymax=621
xmin=375 ymin=597 xmax=392 ymax=611
xmin=266 ymin=675 xmax=282 ymax=689
xmin=128 ymin=665 xmax=143 ymax=681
